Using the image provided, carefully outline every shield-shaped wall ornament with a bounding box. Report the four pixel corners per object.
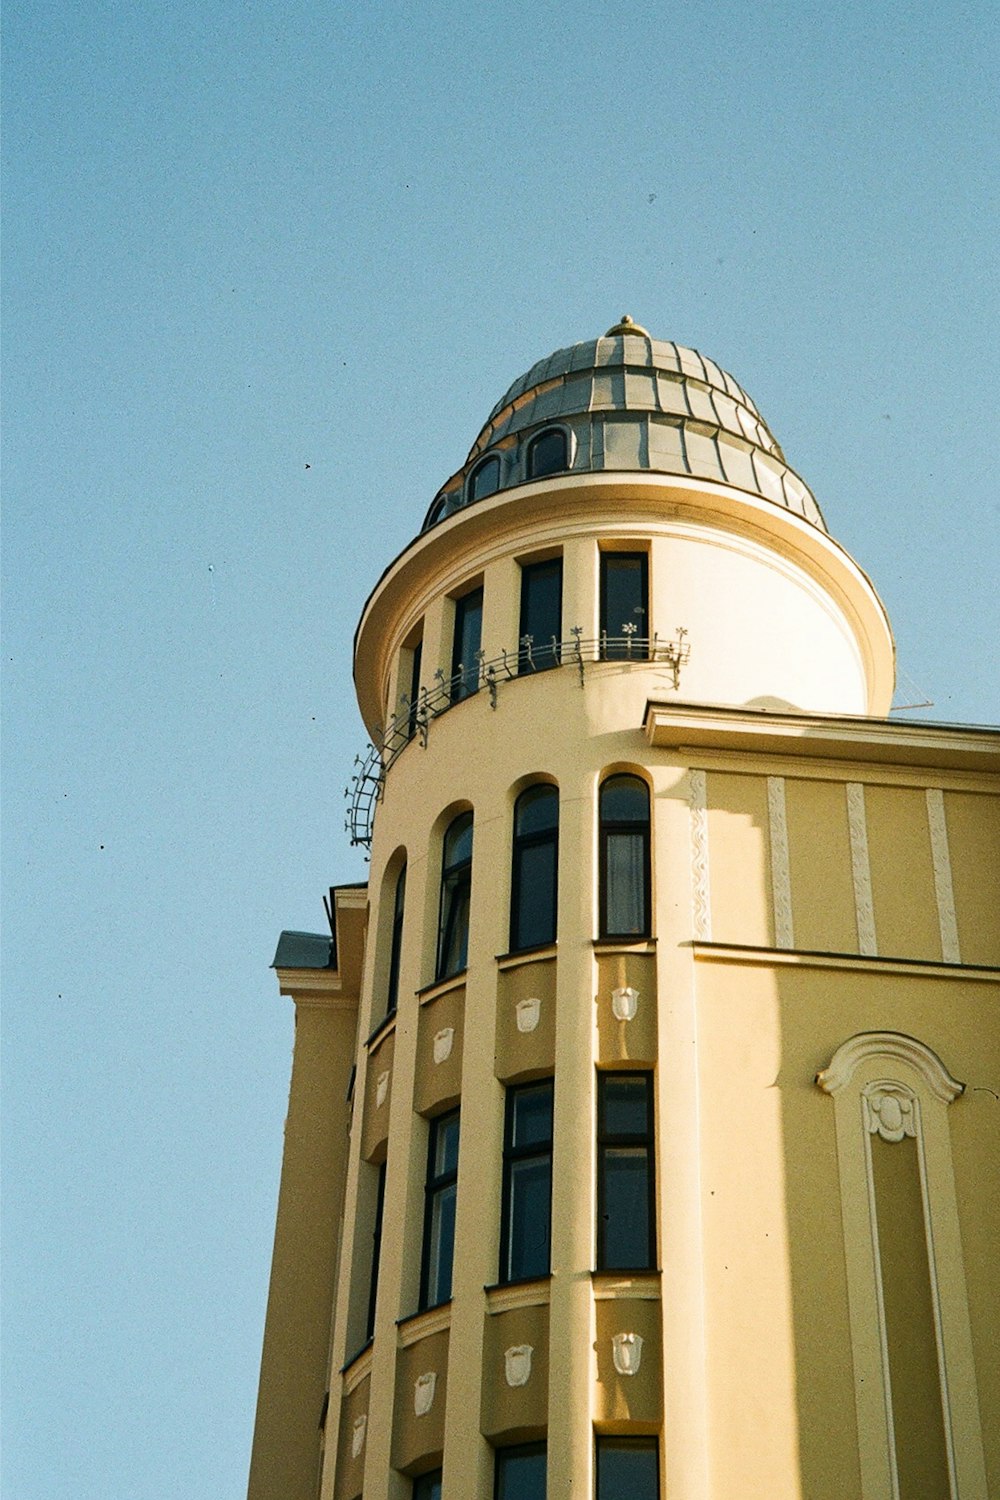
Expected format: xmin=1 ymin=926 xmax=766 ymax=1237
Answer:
xmin=414 ymin=1371 xmax=437 ymax=1416
xmin=350 ymin=1413 xmax=367 ymax=1459
xmin=432 ymin=1027 xmax=454 ymax=1064
xmin=611 ymin=985 xmax=639 ymax=1021
xmin=612 ymin=1331 xmax=643 ymax=1376
xmin=375 ymin=1070 xmax=390 ymax=1108
xmin=516 ymin=997 xmax=541 ymax=1033
xmin=504 ymin=1343 xmax=533 ymax=1387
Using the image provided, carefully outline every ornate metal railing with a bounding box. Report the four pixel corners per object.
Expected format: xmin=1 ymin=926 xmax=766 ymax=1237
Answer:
xmin=344 ymin=627 xmax=690 ymax=850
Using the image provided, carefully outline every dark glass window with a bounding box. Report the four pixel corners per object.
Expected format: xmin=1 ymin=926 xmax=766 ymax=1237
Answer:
xmin=495 ymin=1443 xmax=547 ymax=1499
xmin=600 ymin=552 xmax=648 ymax=659
xmin=510 ymin=784 xmax=559 ymax=952
xmin=406 ymin=638 xmax=423 ymax=740
xmin=527 ymin=428 xmax=568 ymax=480
xmin=413 ymin=1469 xmax=442 ymax=1500
xmin=518 ymin=557 xmax=562 ymax=673
xmin=451 ymin=587 xmax=483 ymax=701
xmin=500 ymin=1080 xmax=553 ymax=1283
xmin=365 ymin=1159 xmax=387 ymax=1340
xmin=599 ymin=774 xmax=650 ymax=940
xmin=420 ymin=1110 xmax=460 ymax=1309
xmin=385 ymin=863 xmax=406 ymax=1017
xmin=596 ymin=1437 xmax=659 ymax=1499
xmin=436 ymin=812 xmax=473 ymax=981
xmin=469 ymin=455 xmax=501 ymax=501
xmin=597 ymin=1073 xmax=655 ymax=1271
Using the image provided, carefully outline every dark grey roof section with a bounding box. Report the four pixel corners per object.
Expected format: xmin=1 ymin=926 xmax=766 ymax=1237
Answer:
xmin=420 ymin=328 xmax=827 ymax=536
xmin=272 ymin=930 xmax=335 ymax=970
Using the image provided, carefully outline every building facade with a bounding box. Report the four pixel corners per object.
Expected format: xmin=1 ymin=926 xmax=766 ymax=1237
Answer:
xmin=248 ymin=320 xmax=1000 ymax=1500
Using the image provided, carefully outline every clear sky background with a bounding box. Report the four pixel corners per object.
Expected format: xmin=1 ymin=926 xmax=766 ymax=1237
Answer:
xmin=3 ymin=0 xmax=998 ymax=1495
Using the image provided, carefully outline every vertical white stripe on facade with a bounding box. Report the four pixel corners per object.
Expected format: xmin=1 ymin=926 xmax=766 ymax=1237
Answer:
xmin=846 ymin=782 xmax=877 ymax=956
xmin=766 ymin=776 xmax=794 ymax=949
xmin=926 ymin=789 xmax=961 ymax=964
xmin=689 ymin=769 xmax=711 ymax=941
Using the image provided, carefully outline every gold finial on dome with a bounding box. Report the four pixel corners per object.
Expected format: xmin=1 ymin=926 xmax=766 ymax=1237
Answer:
xmin=604 ymin=313 xmax=650 ymax=337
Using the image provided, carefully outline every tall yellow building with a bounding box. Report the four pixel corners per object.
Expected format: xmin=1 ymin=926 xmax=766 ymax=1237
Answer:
xmin=248 ymin=320 xmax=999 ymax=1500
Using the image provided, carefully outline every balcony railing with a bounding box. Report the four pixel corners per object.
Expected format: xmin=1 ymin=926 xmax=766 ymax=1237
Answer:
xmin=345 ymin=627 xmax=690 ymax=851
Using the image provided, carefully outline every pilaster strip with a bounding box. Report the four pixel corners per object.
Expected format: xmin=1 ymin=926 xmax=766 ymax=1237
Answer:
xmin=926 ymin=789 xmax=961 ymax=964
xmin=846 ymin=782 xmax=877 ymax=956
xmin=766 ymin=776 xmax=794 ymax=949
xmin=689 ymin=769 xmax=711 ymax=941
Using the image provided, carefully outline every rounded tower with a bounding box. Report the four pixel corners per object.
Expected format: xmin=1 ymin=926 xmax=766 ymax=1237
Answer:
xmin=255 ymin=324 xmax=998 ymax=1500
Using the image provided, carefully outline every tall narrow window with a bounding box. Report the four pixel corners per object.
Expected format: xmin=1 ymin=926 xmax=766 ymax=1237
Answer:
xmin=526 ymin=428 xmax=568 ymax=480
xmin=510 ymin=785 xmax=559 ymax=952
xmin=597 ymin=1072 xmax=655 ymax=1271
xmin=406 ymin=637 xmax=423 ymax=740
xmin=385 ymin=863 xmax=406 ymax=1018
xmin=451 ymin=587 xmax=483 ymax=701
xmin=469 ymin=455 xmax=501 ymax=501
xmin=495 ymin=1443 xmax=547 ymax=1499
xmin=518 ymin=557 xmax=562 ymax=672
xmin=600 ymin=551 xmax=648 ymax=659
xmin=365 ymin=1159 xmax=387 ymax=1340
xmin=596 ymin=1437 xmax=659 ymax=1499
xmin=413 ymin=1470 xmax=442 ymax=1500
xmin=420 ymin=1110 xmax=460 ymax=1309
xmin=500 ymin=1080 xmax=553 ymax=1283
xmin=599 ymin=774 xmax=650 ymax=940
xmin=436 ymin=812 xmax=473 ymax=980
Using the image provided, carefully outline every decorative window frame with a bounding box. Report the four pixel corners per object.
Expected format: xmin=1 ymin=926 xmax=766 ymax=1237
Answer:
xmin=816 ymin=1031 xmax=987 ymax=1500
xmin=524 ymin=423 xmax=576 ymax=482
xmin=465 ymin=453 xmax=503 ymax=505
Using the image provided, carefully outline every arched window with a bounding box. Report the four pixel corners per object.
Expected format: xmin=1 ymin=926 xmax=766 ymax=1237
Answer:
xmin=384 ymin=862 xmax=406 ymax=1017
xmin=599 ymin=775 xmax=651 ymax=939
xmin=468 ymin=455 xmax=501 ymax=502
xmin=527 ymin=428 xmax=568 ymax=480
xmin=510 ymin=785 xmax=559 ymax=952
xmin=436 ymin=812 xmax=473 ymax=980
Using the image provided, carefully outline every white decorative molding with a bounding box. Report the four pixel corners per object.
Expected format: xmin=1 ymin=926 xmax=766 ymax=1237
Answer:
xmin=863 ymin=1081 xmax=918 ymax=1143
xmin=515 ymin=997 xmax=541 ymax=1034
xmin=817 ymin=1031 xmax=964 ymax=1103
xmin=350 ymin=1413 xmax=367 ymax=1459
xmin=689 ymin=769 xmax=711 ymax=940
xmin=375 ymin=1069 xmax=390 ymax=1108
xmin=432 ymin=1027 xmax=454 ymax=1064
xmin=413 ymin=1370 xmax=437 ymax=1417
xmin=766 ymin=776 xmax=795 ymax=949
xmin=611 ymin=1331 xmax=643 ymax=1376
xmin=926 ymin=789 xmax=961 ymax=964
xmin=504 ymin=1343 xmax=533 ymax=1387
xmin=846 ymin=782 xmax=877 ymax=956
xmin=611 ymin=985 xmax=639 ymax=1022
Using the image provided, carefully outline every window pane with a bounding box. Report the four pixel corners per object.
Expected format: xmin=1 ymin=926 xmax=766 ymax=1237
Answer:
xmin=601 ymin=553 xmax=648 ymax=658
xmin=496 ymin=1445 xmax=547 ymax=1500
xmin=452 ymin=590 xmax=483 ymax=700
xmin=426 ymin=1181 xmax=456 ymax=1304
xmin=600 ymin=775 xmax=648 ymax=823
xmin=601 ymin=1075 xmax=649 ymax=1137
xmin=413 ymin=1471 xmax=442 ymax=1500
xmin=601 ymin=1148 xmax=651 ymax=1268
xmin=444 ymin=812 xmax=473 ymax=868
xmin=505 ymin=1156 xmax=552 ymax=1280
xmin=605 ymin=831 xmax=646 ymax=935
xmin=438 ymin=874 xmax=470 ymax=977
xmin=515 ymin=784 xmax=558 ymax=837
xmin=527 ymin=428 xmax=567 ymax=479
xmin=470 ymin=456 xmax=500 ymax=500
xmin=512 ymin=839 xmax=557 ymax=950
xmin=519 ymin=558 xmax=562 ymax=670
xmin=597 ymin=1438 xmax=658 ymax=1499
xmin=511 ymin=1083 xmax=554 ymax=1149
xmin=434 ymin=1113 xmax=461 ymax=1177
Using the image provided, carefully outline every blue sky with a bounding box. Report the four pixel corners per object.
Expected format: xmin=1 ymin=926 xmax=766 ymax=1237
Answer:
xmin=3 ymin=0 xmax=998 ymax=1495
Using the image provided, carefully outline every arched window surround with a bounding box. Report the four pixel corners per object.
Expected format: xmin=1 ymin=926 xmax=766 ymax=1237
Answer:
xmin=525 ymin=424 xmax=574 ymax=482
xmin=466 ymin=453 xmax=502 ymax=505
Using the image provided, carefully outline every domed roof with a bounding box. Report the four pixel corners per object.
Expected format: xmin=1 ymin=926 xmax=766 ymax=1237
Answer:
xmin=422 ymin=320 xmax=827 ymax=534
